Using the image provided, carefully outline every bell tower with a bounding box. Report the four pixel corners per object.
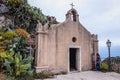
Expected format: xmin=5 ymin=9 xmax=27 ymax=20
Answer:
xmin=66 ymin=4 xmax=79 ymax=22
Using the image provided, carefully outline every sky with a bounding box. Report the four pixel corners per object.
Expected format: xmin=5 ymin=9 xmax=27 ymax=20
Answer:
xmin=28 ymin=0 xmax=120 ymax=58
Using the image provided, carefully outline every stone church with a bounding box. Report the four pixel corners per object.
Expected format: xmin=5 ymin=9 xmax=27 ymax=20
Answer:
xmin=35 ymin=8 xmax=98 ymax=73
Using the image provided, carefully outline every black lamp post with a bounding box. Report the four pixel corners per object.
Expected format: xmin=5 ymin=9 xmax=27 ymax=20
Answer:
xmin=106 ymin=39 xmax=111 ymax=71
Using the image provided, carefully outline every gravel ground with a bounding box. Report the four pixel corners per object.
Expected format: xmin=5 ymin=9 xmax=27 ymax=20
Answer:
xmin=44 ymin=71 xmax=120 ymax=80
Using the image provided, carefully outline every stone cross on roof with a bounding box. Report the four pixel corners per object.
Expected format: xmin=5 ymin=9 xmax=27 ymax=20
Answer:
xmin=70 ymin=3 xmax=75 ymax=9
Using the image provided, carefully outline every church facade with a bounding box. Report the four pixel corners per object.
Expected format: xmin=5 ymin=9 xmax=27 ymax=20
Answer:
xmin=35 ymin=8 xmax=98 ymax=73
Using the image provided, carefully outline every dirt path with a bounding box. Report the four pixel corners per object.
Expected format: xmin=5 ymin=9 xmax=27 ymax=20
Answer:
xmin=44 ymin=71 xmax=120 ymax=80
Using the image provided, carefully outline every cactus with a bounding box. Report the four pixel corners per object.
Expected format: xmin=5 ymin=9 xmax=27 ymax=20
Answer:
xmin=1 ymin=36 xmax=34 ymax=80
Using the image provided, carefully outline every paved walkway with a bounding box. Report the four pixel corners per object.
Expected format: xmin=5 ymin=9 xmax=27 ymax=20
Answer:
xmin=44 ymin=71 xmax=120 ymax=80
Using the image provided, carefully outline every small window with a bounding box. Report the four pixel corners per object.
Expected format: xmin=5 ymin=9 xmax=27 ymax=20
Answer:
xmin=72 ymin=37 xmax=77 ymax=42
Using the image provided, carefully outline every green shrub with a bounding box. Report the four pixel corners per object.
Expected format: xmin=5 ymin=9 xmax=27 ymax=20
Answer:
xmin=0 ymin=36 xmax=34 ymax=80
xmin=34 ymin=70 xmax=54 ymax=79
xmin=5 ymin=0 xmax=47 ymax=34
xmin=0 ymin=31 xmax=18 ymax=52
xmin=2 ymin=31 xmax=18 ymax=40
xmin=100 ymin=62 xmax=109 ymax=72
xmin=15 ymin=28 xmax=30 ymax=38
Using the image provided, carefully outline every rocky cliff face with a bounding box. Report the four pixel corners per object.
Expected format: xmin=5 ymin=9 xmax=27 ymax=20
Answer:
xmin=0 ymin=1 xmax=13 ymax=31
xmin=0 ymin=4 xmax=8 ymax=13
xmin=0 ymin=0 xmax=58 ymax=35
xmin=0 ymin=0 xmax=46 ymax=34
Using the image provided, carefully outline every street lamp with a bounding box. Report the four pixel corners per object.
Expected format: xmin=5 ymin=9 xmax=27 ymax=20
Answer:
xmin=106 ymin=39 xmax=111 ymax=71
